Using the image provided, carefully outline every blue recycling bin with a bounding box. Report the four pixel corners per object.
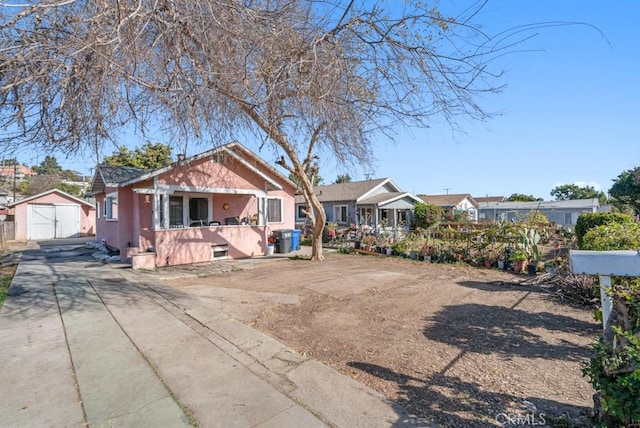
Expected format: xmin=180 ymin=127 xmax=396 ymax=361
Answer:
xmin=291 ymin=229 xmax=301 ymax=251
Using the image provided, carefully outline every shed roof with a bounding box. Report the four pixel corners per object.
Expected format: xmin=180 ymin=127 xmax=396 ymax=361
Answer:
xmin=7 ymin=188 xmax=95 ymax=208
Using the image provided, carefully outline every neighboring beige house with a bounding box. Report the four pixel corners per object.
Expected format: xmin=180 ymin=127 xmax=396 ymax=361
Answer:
xmin=8 ymin=189 xmax=96 ymax=240
xmin=418 ymin=193 xmax=479 ymax=222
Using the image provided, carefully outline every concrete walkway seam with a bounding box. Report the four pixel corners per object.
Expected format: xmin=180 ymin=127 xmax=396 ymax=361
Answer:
xmin=51 ymin=281 xmax=89 ymax=426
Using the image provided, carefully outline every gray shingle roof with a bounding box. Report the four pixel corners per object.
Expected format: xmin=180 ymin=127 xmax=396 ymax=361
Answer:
xmin=358 ymin=192 xmax=405 ymax=205
xmin=310 ymin=178 xmax=390 ymax=202
xmin=99 ymin=165 xmax=148 ymax=185
xmin=479 ymin=198 xmax=600 ymax=210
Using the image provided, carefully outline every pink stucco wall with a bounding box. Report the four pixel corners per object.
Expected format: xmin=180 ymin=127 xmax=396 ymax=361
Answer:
xmin=96 ymin=185 xmax=155 ymax=256
xmin=95 ymin=189 xmax=118 ymax=247
xmin=95 ymin=148 xmax=296 ymax=266
xmin=154 ymin=225 xmax=270 ymax=266
xmin=12 ymin=191 xmax=96 ymax=241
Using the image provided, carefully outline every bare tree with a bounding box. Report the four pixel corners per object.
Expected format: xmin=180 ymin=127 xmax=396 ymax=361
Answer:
xmin=1 ymin=0 xmax=519 ymax=260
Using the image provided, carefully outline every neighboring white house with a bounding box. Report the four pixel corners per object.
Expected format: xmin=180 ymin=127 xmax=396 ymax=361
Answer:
xmin=476 ymin=198 xmax=601 ymax=226
xmin=417 ymin=193 xmax=479 ymax=222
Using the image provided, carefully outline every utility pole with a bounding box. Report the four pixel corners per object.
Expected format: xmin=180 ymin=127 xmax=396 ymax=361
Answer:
xmin=12 ymin=163 xmax=16 ymax=202
xmin=443 ymin=188 xmax=451 ymax=195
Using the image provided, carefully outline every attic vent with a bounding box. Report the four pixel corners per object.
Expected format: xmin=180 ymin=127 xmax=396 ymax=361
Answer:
xmin=211 ymin=152 xmax=226 ymax=163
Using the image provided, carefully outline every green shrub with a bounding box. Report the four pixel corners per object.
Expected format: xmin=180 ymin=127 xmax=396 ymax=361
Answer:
xmin=582 ymin=281 xmax=640 ymax=426
xmin=581 ymin=222 xmax=640 ymax=251
xmin=413 ymin=202 xmax=442 ymax=229
xmin=524 ymin=210 xmax=550 ymax=227
xmin=580 ymin=220 xmax=640 ymax=426
xmin=575 ymin=212 xmax=634 ymax=249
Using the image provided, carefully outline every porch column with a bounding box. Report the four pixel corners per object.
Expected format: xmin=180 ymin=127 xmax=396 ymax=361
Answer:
xmin=258 ymin=197 xmax=266 ymax=225
xmin=152 ymin=193 xmax=160 ymax=230
xmin=374 ymin=207 xmax=379 ymax=231
xmin=132 ymin=192 xmax=141 ymax=246
xmin=162 ymin=193 xmax=170 ymax=229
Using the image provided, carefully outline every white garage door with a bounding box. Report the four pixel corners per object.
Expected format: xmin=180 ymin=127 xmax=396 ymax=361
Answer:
xmin=28 ymin=205 xmax=56 ymax=240
xmin=55 ymin=205 xmax=80 ymax=238
xmin=28 ymin=204 xmax=80 ymax=240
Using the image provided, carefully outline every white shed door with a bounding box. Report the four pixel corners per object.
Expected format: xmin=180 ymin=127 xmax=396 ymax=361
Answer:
xmin=55 ymin=205 xmax=80 ymax=238
xmin=28 ymin=204 xmax=56 ymax=240
xmin=28 ymin=204 xmax=81 ymax=240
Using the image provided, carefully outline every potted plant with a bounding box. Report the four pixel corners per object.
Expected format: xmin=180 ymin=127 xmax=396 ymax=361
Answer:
xmin=509 ymin=250 xmax=527 ymax=273
xmin=419 ymin=242 xmax=432 ymax=262
xmin=519 ymin=226 xmax=541 ymax=275
xmin=360 ymin=234 xmax=377 ymax=252
xmin=391 ymin=239 xmax=409 ymax=257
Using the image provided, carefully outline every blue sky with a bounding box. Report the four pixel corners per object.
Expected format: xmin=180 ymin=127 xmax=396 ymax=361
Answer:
xmin=361 ymin=0 xmax=640 ymax=199
xmin=12 ymin=1 xmax=640 ymax=200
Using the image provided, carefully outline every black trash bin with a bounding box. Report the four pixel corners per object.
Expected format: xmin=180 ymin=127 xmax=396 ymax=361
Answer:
xmin=273 ymin=229 xmax=293 ymax=253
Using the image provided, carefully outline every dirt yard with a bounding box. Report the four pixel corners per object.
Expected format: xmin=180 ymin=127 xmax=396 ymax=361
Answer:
xmin=167 ymin=252 xmax=599 ymax=427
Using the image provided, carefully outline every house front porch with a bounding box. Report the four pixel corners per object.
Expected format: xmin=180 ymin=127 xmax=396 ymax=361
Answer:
xmin=127 ymin=186 xmax=285 ymax=268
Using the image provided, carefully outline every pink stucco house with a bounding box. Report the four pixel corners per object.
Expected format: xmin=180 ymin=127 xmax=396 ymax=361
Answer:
xmin=89 ymin=142 xmax=296 ymax=268
xmin=8 ymin=189 xmax=96 ymax=240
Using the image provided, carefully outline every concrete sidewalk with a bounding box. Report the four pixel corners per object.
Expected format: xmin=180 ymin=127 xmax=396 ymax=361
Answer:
xmin=0 ymin=245 xmax=432 ymax=427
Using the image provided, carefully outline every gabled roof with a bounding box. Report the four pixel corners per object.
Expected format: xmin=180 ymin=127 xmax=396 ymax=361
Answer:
xmin=474 ymin=196 xmax=505 ymax=204
xmin=7 ymin=188 xmax=95 ymax=208
xmin=479 ymin=198 xmax=600 ymax=210
xmin=295 ymin=178 xmax=401 ymax=204
xmin=90 ymin=142 xmax=294 ymax=195
xmin=418 ymin=193 xmax=477 ymax=208
xmin=359 ymin=191 xmax=423 ymax=206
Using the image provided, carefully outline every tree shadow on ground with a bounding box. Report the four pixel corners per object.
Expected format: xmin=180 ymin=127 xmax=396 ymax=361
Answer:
xmin=423 ymin=303 xmax=597 ymax=362
xmin=2 ymin=254 xmax=192 ymax=323
xmin=348 ymin=301 xmax=598 ymax=426
xmin=456 ymin=278 xmax=598 ymax=309
xmin=348 ymin=361 xmax=592 ymax=428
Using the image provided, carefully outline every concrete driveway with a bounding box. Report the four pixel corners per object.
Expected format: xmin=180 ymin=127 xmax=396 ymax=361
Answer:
xmin=0 ymin=241 xmax=429 ymax=427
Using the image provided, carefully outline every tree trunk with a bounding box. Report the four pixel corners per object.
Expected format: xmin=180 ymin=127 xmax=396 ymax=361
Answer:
xmin=296 ymin=167 xmax=325 ymax=261
xmin=309 ymin=192 xmax=326 ymax=261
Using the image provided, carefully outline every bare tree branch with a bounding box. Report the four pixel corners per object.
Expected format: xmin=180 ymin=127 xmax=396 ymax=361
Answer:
xmin=1 ymin=0 xmax=554 ymax=259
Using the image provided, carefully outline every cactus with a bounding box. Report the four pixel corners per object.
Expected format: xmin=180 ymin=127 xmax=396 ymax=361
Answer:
xmin=519 ymin=227 xmax=541 ymax=263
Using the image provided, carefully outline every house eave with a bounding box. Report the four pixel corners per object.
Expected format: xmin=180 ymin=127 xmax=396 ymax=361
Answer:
xmin=114 ymin=142 xmax=290 ymax=191
xmin=355 ymin=178 xmax=400 ymax=203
